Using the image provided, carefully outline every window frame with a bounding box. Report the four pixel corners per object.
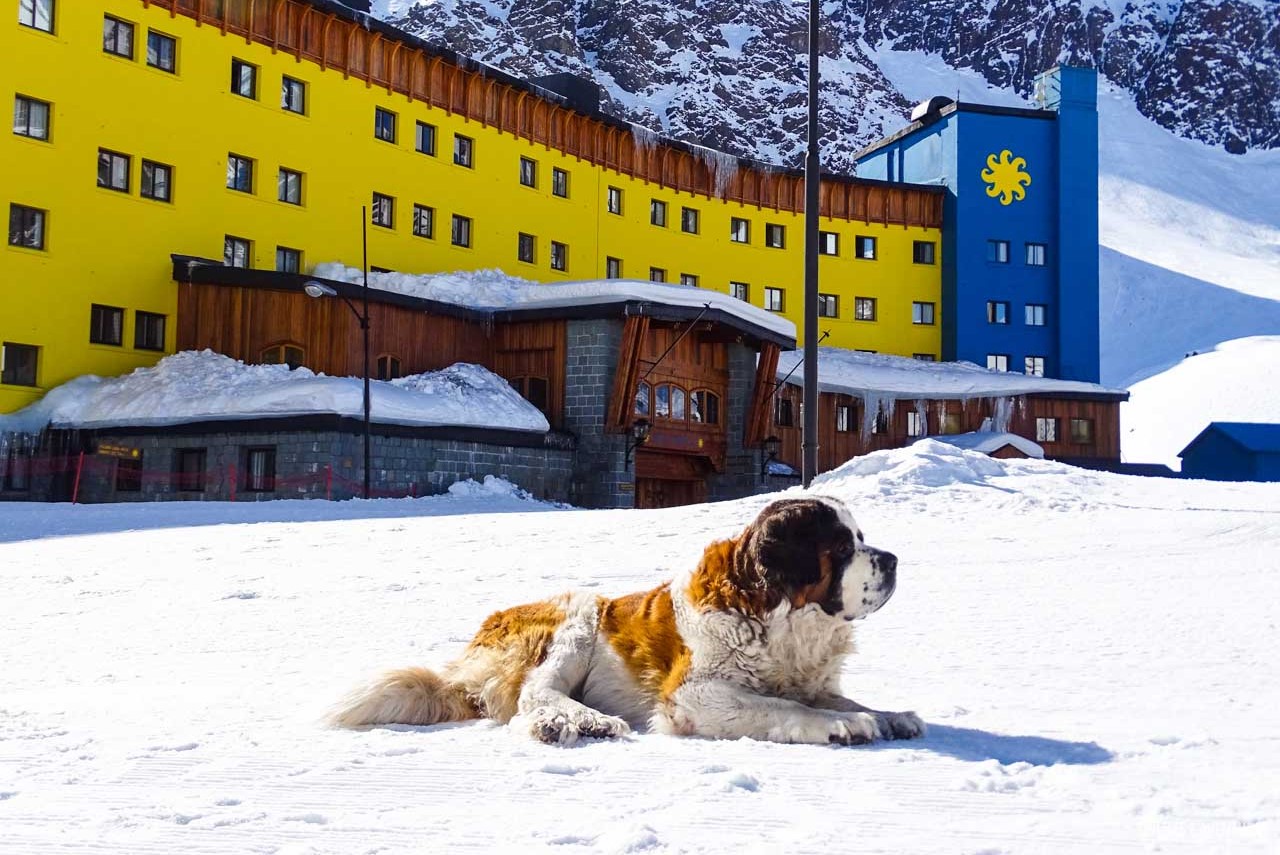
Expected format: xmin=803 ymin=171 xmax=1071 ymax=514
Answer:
xmin=414 ymin=120 xmax=436 ymax=155
xmin=1035 ymin=417 xmax=1059 ymax=443
xmin=230 ymin=58 xmax=257 ymax=99
xmin=173 ymin=447 xmax=207 ymax=493
xmin=223 ymin=235 xmax=251 ymax=268
xmin=371 ymin=192 xmax=394 ymax=229
xmin=13 ymin=95 xmax=51 ymax=141
xmin=912 ymin=301 xmax=935 ymax=325
xmin=453 ymin=134 xmax=474 ymax=168
xmin=1025 ymin=355 xmax=1046 ymax=377
xmin=835 ymin=403 xmax=853 ymax=433
xmin=907 ymin=411 xmax=925 ymax=438
xmin=277 ymin=167 xmax=303 ymax=205
xmin=97 ymin=148 xmax=131 ymax=193
xmin=1025 ymin=303 xmax=1047 ymax=326
xmin=764 ymin=223 xmax=786 ymax=249
xmin=89 ymin=304 xmax=124 ymax=346
xmin=730 ymin=217 xmax=750 ymax=243
xmin=260 ymin=342 xmax=304 ymax=369
xmin=517 ymin=232 xmax=536 ymax=264
xmin=552 ymin=167 xmax=569 ymax=198
xmin=1070 ymin=418 xmax=1094 ymax=444
xmin=226 ymin=153 xmax=254 ymax=193
xmin=650 ymin=199 xmax=667 ymax=227
xmin=689 ymin=389 xmax=720 ymax=425
xmin=1026 ymin=242 xmax=1048 ymax=266
xmin=817 ymin=293 xmax=839 ymax=318
xmin=243 ymin=447 xmax=276 ymax=493
xmin=0 ymin=342 xmax=38 ymax=387
xmin=8 ymin=204 xmax=46 ymax=250
xmin=374 ymin=106 xmax=397 ymax=143
xmin=913 ymin=240 xmax=936 ymax=265
xmin=146 ymin=30 xmax=177 ymax=73
xmin=18 ymin=0 xmax=55 ymax=33
xmin=281 ymin=75 xmax=306 ymax=114
xmin=607 ymin=186 xmax=622 ymax=215
xmin=764 ymin=286 xmax=785 ymax=313
xmin=775 ymin=396 xmax=794 ymax=427
xmin=102 ymin=14 xmax=134 ymax=59
xmin=854 ymin=235 xmax=877 ymax=260
xmin=115 ymin=453 xmax=143 ymax=493
xmin=605 ymin=257 xmax=622 ymax=279
xmin=649 ymin=267 xmax=666 ymax=283
xmin=519 ymin=156 xmax=537 ymax=188
xmin=680 ymin=206 xmax=699 ymax=234
xmin=451 ymin=214 xmax=472 ymax=248
xmin=275 ymin=246 xmax=302 ymax=273
xmin=375 ymin=354 xmax=403 ymax=381
xmin=139 ymin=159 xmax=172 ymax=202
xmin=986 ymin=353 xmax=1010 ymax=372
xmin=854 ymin=296 xmax=877 ymax=322
xmin=551 ymin=239 xmax=570 ymax=272
xmin=134 ymin=311 xmax=166 ymax=352
xmin=987 ymin=300 xmax=1010 ymax=325
xmin=987 ymin=239 xmax=1010 ymax=264
xmin=412 ymin=204 xmax=434 ymax=239
xmin=730 ymin=281 xmax=749 ymax=302
xmin=819 ymin=231 xmax=839 ymax=256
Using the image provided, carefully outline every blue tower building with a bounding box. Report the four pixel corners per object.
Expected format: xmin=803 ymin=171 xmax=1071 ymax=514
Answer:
xmin=855 ymin=66 xmax=1100 ymax=382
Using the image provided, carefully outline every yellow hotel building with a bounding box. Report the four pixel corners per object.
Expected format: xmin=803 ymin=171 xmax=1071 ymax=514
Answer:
xmin=1 ymin=0 xmax=944 ymax=415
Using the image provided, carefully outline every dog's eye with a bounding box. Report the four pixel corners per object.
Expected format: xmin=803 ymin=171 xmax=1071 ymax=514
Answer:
xmin=835 ymin=541 xmax=854 ymax=559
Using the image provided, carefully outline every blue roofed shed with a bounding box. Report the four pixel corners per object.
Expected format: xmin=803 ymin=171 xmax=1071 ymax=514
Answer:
xmin=1178 ymin=423 xmax=1280 ymax=482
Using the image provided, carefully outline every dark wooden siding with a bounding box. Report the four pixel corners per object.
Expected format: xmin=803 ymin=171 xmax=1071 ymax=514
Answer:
xmin=635 ymin=323 xmax=730 ymax=472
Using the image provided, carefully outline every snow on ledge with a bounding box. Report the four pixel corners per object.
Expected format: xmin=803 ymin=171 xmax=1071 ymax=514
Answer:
xmin=778 ymin=347 xmax=1127 ymax=400
xmin=0 ymin=351 xmax=550 ymax=434
xmin=312 ymin=263 xmax=796 ymax=340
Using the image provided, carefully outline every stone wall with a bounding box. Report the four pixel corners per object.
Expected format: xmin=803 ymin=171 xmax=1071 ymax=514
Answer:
xmin=562 ymin=318 xmax=634 ymax=509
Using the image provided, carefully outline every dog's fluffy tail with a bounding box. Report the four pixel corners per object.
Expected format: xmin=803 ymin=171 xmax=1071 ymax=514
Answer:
xmin=327 ymin=666 xmax=479 ymax=729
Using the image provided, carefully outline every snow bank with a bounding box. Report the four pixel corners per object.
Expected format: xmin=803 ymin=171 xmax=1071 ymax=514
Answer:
xmin=0 ymin=350 xmax=549 ymax=433
xmin=778 ymin=348 xmax=1125 ymax=399
xmin=311 ymin=263 xmax=796 ymax=339
xmin=813 ymin=439 xmax=1048 ymax=493
xmin=927 ymin=431 xmax=1045 ymax=459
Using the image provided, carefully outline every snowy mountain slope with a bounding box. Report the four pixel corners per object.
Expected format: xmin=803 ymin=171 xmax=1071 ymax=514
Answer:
xmin=1 ymin=445 xmax=1278 ymax=852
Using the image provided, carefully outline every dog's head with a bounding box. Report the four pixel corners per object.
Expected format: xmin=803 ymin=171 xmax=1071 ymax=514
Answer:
xmin=706 ymin=496 xmax=897 ymax=621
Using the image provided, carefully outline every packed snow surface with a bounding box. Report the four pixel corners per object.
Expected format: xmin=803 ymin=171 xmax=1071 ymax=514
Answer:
xmin=778 ymin=347 xmax=1124 ymax=399
xmin=0 ymin=351 xmax=549 ymax=434
xmin=3 ymin=444 xmax=1279 ymax=852
xmin=924 ymin=431 xmax=1045 ymax=459
xmin=312 ymin=264 xmax=797 ymax=340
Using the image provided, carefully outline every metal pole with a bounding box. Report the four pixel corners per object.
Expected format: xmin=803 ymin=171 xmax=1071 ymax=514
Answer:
xmin=801 ymin=0 xmax=821 ymax=487
xmin=361 ymin=205 xmax=371 ymax=500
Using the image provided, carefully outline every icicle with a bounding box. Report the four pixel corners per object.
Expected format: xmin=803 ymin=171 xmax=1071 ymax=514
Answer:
xmin=630 ymin=123 xmax=661 ymax=153
xmin=693 ymin=146 xmax=740 ymax=199
xmin=914 ymin=399 xmax=929 ymax=438
xmin=992 ymin=396 xmax=1014 ymax=432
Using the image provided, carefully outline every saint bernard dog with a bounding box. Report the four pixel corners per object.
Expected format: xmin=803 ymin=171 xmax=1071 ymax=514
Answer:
xmin=329 ymin=496 xmax=924 ymax=746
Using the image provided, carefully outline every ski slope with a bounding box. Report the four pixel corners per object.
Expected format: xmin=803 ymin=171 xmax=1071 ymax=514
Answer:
xmin=2 ymin=445 xmax=1278 ymax=853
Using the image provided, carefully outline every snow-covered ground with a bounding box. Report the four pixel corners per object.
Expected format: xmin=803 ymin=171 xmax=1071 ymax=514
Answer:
xmin=3 ymin=445 xmax=1279 ymax=853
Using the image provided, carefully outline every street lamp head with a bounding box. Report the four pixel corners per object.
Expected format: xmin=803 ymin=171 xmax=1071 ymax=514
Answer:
xmin=303 ymin=281 xmax=337 ymax=299
xmin=631 ymin=418 xmax=652 ymax=444
xmin=764 ymin=434 xmax=781 ymax=456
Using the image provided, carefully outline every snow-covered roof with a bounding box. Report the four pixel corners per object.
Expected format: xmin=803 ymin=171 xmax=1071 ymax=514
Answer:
xmin=777 ymin=348 xmax=1128 ymax=401
xmin=923 ymin=431 xmax=1045 ymax=459
xmin=0 ymin=351 xmax=549 ymax=434
xmin=311 ymin=264 xmax=797 ymax=341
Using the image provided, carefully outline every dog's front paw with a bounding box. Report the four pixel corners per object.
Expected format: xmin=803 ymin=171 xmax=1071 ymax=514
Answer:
xmin=575 ymin=710 xmax=631 ymax=741
xmin=877 ymin=710 xmax=926 ymax=740
xmin=829 ymin=712 xmax=882 ymax=746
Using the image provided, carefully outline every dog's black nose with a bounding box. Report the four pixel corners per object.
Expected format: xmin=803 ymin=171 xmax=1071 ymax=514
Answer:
xmin=876 ymin=550 xmax=897 ymax=590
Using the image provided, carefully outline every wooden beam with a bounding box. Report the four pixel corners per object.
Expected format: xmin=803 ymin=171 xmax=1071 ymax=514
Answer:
xmin=606 ymin=315 xmax=651 ymax=432
xmin=746 ymin=342 xmax=781 ymax=447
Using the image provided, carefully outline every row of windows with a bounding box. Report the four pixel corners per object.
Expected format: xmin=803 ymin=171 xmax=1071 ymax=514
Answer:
xmin=633 ymin=382 xmax=721 ymax=425
xmin=986 ymin=354 xmax=1047 ymax=377
xmin=88 ymin=305 xmax=167 ymax=351
xmin=374 ymin=105 xmax=474 ymax=165
xmin=1036 ymin=416 xmax=1094 ymax=444
xmin=98 ymin=13 xmax=177 ymax=72
xmin=986 ymin=302 xmax=1049 ymax=326
xmin=519 ymin=157 xmax=569 ymax=197
xmin=988 ymin=240 xmax=1048 ymax=267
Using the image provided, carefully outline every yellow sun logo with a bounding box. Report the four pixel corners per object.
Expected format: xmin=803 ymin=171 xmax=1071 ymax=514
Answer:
xmin=981 ymin=150 xmax=1031 ymax=205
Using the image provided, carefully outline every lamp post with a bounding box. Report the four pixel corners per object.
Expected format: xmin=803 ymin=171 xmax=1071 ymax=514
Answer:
xmin=303 ymin=206 xmax=371 ymax=499
xmin=801 ymin=0 xmax=821 ymax=488
xmin=760 ymin=434 xmax=781 ymax=479
xmin=624 ymin=418 xmax=652 ymax=470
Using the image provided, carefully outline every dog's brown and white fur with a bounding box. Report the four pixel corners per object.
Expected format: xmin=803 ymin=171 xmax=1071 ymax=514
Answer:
xmin=329 ymin=496 xmax=924 ymax=746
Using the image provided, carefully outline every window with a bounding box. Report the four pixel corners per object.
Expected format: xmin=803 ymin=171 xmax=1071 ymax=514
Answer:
xmin=414 ymin=121 xmax=436 ymax=155
xmin=654 ymin=384 xmax=686 ymax=420
xmin=102 ymin=15 xmax=134 ymax=58
xmin=650 ymin=199 xmax=667 ymax=227
xmin=1 ymin=342 xmax=38 ymax=386
xmin=115 ymin=454 xmax=142 ymax=493
xmin=1026 ymin=243 xmax=1047 ymax=266
xmin=690 ymin=390 xmax=720 ymax=425
xmin=281 ymin=76 xmax=306 ymax=114
xmin=374 ymin=107 xmax=396 ymax=143
xmin=227 ymin=153 xmax=253 ymax=193
xmin=987 ymin=301 xmax=1010 ymax=325
xmin=764 ymin=287 xmax=784 ymax=313
xmin=97 ymin=149 xmax=130 ymax=192
xmin=260 ymin=343 xmax=304 ymax=369
xmin=913 ymin=241 xmax=936 ymax=265
xmin=606 ymin=257 xmax=622 ymax=279
xmin=19 ymin=0 xmax=53 ymax=33
xmin=453 ymin=134 xmax=473 ymax=167
xmin=89 ymin=304 xmax=123 ymax=346
xmin=1035 ymin=417 xmax=1058 ymax=443
xmin=550 ymin=241 xmax=567 ymax=272
xmin=854 ymin=235 xmax=876 ymax=259
xmin=819 ymin=231 xmax=839 ymax=255
xmin=775 ymin=397 xmax=794 ymax=427
xmin=451 ymin=214 xmax=471 ymax=247
xmin=730 ymin=217 xmax=750 ymax=243
xmin=371 ymin=192 xmax=394 ymax=228
xmin=913 ymin=353 xmax=936 ymax=362
xmin=681 ymin=207 xmax=699 ymax=234
xmin=376 ymin=354 xmax=402 ymax=381
xmin=224 ymin=235 xmax=251 ymax=268
xmin=986 ymin=354 xmax=1009 ymax=372
xmin=517 ymin=232 xmax=536 ymax=264
xmin=854 ymin=297 xmax=877 ymax=321
xmin=765 ymin=223 xmax=785 ymax=248
xmin=134 ymin=311 xmax=166 ymax=351
xmin=8 ymin=204 xmax=45 ymax=249
xmin=1025 ymin=355 xmax=1046 ymax=377
xmin=412 ymin=204 xmax=434 ymax=239
xmin=987 ymin=239 xmax=1010 ymax=264
xmin=1025 ymin=304 xmax=1047 ymax=326
xmin=3 ymin=446 xmax=31 ymax=492
xmin=1070 ymin=418 xmax=1094 ymax=444
xmin=835 ymin=404 xmax=853 ymax=433
xmin=730 ymin=281 xmax=748 ymax=302
xmin=275 ymin=246 xmax=301 ymax=273
xmin=13 ymin=95 xmax=50 ymax=141
xmin=943 ymin=411 xmax=963 ymax=434
xmin=231 ymin=59 xmax=257 ymax=99
xmin=907 ymin=411 xmax=925 ymax=437
xmin=607 ymin=186 xmax=622 ymax=214
xmin=634 ymin=380 xmax=650 ymax=416
xmin=680 ymin=273 xmax=698 ymax=287
xmin=241 ymin=447 xmax=276 ymax=492
xmin=146 ymin=31 xmax=177 ymax=73
xmin=519 ymin=157 xmax=537 ymax=188
xmin=817 ymin=294 xmax=838 ymax=318
xmin=872 ymin=410 xmax=889 ymax=435
xmin=552 ymin=167 xmax=569 ymax=198
xmin=649 ymin=267 xmax=666 ymax=283
xmin=139 ymin=160 xmax=172 ymax=202
xmin=912 ymin=301 xmax=935 ymax=325
xmin=278 ymin=168 xmax=302 ymax=205
xmin=173 ymin=448 xmax=207 ymax=492
xmin=510 ymin=376 xmax=550 ymax=414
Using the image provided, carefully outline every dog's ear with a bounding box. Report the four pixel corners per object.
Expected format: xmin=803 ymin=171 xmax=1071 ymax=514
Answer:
xmin=742 ymin=499 xmax=841 ymax=608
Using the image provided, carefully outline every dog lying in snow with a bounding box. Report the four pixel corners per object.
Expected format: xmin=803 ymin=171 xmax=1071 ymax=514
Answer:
xmin=329 ymin=496 xmax=924 ymax=746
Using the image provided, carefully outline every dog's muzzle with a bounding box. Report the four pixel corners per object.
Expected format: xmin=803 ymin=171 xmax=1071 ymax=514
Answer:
xmin=872 ymin=548 xmax=897 ymax=594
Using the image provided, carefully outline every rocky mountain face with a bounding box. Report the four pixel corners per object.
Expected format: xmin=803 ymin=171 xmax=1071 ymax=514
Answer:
xmin=370 ymin=0 xmax=1280 ymax=171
